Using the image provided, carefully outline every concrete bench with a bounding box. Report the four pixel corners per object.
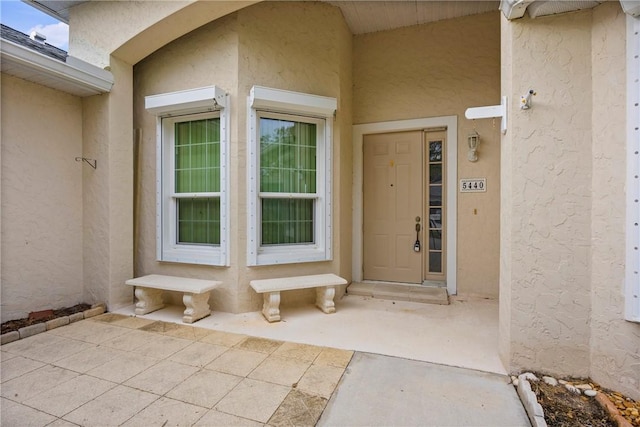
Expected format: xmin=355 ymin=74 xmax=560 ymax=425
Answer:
xmin=250 ymin=273 xmax=347 ymax=322
xmin=125 ymin=274 xmax=221 ymax=323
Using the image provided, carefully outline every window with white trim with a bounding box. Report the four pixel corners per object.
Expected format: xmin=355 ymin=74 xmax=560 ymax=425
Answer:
xmin=145 ymin=86 xmax=229 ymax=266
xmin=248 ymin=86 xmax=336 ymax=265
xmin=626 ymin=15 xmax=640 ymax=322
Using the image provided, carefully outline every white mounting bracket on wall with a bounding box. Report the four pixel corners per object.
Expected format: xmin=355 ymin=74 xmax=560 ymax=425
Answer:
xmin=464 ymin=96 xmax=508 ymax=134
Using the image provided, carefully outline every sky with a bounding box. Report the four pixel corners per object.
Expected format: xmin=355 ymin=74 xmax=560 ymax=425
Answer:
xmin=0 ymin=0 xmax=69 ymax=50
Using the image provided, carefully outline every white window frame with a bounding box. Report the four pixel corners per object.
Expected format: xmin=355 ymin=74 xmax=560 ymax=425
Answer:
xmin=626 ymin=15 xmax=640 ymax=322
xmin=247 ymin=86 xmax=337 ymax=266
xmin=145 ymin=86 xmax=230 ymax=266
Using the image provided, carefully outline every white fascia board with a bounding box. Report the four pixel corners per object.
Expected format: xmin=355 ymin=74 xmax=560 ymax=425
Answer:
xmin=250 ymin=86 xmax=337 ymax=118
xmin=145 ymin=86 xmax=227 ymax=117
xmin=0 ymin=39 xmax=113 ymax=94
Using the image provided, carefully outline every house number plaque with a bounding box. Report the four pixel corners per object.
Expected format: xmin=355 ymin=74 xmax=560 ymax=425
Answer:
xmin=459 ymin=178 xmax=486 ymax=193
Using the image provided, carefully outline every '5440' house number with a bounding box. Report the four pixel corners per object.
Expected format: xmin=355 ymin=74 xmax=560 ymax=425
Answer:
xmin=459 ymin=178 xmax=486 ymax=193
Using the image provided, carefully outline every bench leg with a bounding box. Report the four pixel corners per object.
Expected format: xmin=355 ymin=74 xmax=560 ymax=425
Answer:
xmin=316 ymin=286 xmax=336 ymax=314
xmin=262 ymin=292 xmax=281 ymax=322
xmin=182 ymin=292 xmax=211 ymax=324
xmin=134 ymin=287 xmax=164 ymax=315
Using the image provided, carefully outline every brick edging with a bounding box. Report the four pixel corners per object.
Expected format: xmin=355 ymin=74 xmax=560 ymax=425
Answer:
xmin=596 ymin=393 xmax=634 ymax=427
xmin=0 ymin=303 xmax=106 ymax=345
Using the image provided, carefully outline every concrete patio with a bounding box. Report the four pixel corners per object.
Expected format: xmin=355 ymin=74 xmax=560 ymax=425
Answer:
xmin=120 ymin=293 xmax=505 ymax=374
xmin=0 ymin=295 xmax=531 ymax=426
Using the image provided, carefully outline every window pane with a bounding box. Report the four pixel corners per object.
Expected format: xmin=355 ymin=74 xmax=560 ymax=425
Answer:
xmin=261 ymin=198 xmax=314 ymax=245
xmin=429 ymin=230 xmax=442 ymax=250
xmin=429 ymin=164 xmax=442 ymax=184
xmin=175 ymin=118 xmax=220 ymax=193
xmin=430 ymin=141 xmax=443 ymax=162
xmin=259 ymin=117 xmax=316 ymax=193
xmin=429 ymin=252 xmax=442 ymax=273
xmin=429 ymin=185 xmax=442 ymax=207
xmin=429 ymin=208 xmax=442 ymax=229
xmin=177 ymin=198 xmax=220 ymax=245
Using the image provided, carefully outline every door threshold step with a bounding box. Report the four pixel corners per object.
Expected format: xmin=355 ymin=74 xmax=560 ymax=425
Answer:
xmin=347 ymin=282 xmax=449 ymax=305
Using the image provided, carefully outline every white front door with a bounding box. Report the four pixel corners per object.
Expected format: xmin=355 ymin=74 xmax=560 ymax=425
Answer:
xmin=363 ymin=129 xmax=447 ymax=285
xmin=363 ymin=131 xmax=423 ymax=283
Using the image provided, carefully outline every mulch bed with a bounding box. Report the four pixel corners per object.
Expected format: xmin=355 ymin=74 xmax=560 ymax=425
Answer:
xmin=1 ymin=303 xmax=91 ymax=334
xmin=528 ymin=374 xmax=640 ymax=427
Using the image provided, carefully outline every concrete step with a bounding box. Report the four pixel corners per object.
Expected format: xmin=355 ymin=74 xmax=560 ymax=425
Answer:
xmin=347 ymin=282 xmax=449 ymax=305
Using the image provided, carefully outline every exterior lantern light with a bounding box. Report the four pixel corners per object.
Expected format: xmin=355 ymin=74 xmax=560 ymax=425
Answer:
xmin=467 ymin=131 xmax=480 ymax=162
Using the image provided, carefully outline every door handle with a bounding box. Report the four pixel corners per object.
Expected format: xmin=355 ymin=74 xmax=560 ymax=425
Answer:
xmin=414 ymin=222 xmax=421 ymax=252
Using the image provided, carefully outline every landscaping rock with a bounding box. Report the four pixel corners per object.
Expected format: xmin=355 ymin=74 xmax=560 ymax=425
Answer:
xmin=575 ymin=384 xmax=593 ymax=391
xmin=584 ymin=389 xmax=597 ymax=397
xmin=520 ymin=372 xmax=539 ymax=382
xmin=565 ymin=383 xmax=581 ymax=395
xmin=542 ymin=376 xmax=558 ymax=386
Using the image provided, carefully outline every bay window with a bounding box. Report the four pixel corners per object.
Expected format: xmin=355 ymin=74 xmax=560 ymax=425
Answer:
xmin=145 ymin=86 xmax=229 ymax=266
xmin=248 ymin=86 xmax=336 ymax=265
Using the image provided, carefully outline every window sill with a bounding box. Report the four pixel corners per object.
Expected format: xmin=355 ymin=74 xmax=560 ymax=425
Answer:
xmin=250 ymin=246 xmax=330 ymax=266
xmin=160 ymin=246 xmax=226 ymax=267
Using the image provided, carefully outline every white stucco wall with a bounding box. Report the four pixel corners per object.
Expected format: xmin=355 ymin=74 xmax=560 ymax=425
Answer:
xmin=501 ymin=7 xmax=593 ymax=378
xmin=133 ymin=2 xmax=352 ymax=313
xmin=353 ymin=12 xmax=502 ymax=297
xmin=501 ymin=3 xmax=640 ymax=400
xmin=1 ymin=74 xmax=84 ymax=322
xmin=589 ymin=2 xmax=640 ymax=401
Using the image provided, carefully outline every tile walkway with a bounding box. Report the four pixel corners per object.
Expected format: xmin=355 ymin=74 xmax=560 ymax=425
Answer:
xmin=0 ymin=314 xmax=353 ymax=426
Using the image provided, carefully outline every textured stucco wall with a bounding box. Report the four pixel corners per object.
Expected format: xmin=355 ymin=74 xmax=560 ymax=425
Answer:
xmin=236 ymin=2 xmax=352 ymax=311
xmin=589 ymin=2 xmax=640 ymax=400
xmin=81 ymin=57 xmax=135 ymax=311
xmin=499 ymin=11 xmax=514 ymax=376
xmin=1 ymin=74 xmax=84 ymax=322
xmin=353 ymin=12 xmax=501 ymax=297
xmin=134 ymin=13 xmax=240 ymax=312
xmin=68 ymin=1 xmax=259 ymax=67
xmin=501 ymin=3 xmax=640 ymax=399
xmin=502 ymin=9 xmax=594 ymax=377
xmin=133 ymin=2 xmax=352 ymax=313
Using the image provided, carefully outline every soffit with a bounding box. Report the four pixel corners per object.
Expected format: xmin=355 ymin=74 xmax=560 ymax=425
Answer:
xmin=33 ymin=0 xmax=501 ymax=34
xmin=23 ymin=0 xmax=80 ymax=24
xmin=327 ymin=1 xmax=499 ymax=34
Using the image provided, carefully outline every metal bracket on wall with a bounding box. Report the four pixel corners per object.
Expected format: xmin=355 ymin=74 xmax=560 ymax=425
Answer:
xmin=75 ymin=157 xmax=97 ymax=169
xmin=464 ymin=96 xmax=508 ymax=135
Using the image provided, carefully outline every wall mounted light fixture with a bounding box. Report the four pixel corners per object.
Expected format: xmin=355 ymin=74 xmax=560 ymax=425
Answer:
xmin=467 ymin=131 xmax=480 ymax=162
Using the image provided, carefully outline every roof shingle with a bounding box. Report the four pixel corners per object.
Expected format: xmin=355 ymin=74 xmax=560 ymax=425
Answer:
xmin=1 ymin=23 xmax=67 ymax=62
